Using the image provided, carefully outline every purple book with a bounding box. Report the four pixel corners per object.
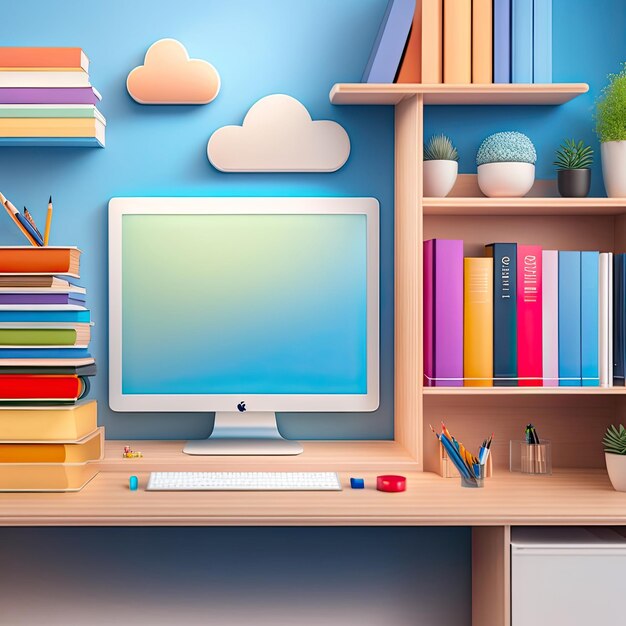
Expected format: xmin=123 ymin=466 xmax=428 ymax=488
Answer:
xmin=494 ymin=0 xmax=511 ymax=83
xmin=0 ymin=293 xmax=84 ymax=305
xmin=424 ymin=239 xmax=464 ymax=386
xmin=0 ymin=88 xmax=100 ymax=105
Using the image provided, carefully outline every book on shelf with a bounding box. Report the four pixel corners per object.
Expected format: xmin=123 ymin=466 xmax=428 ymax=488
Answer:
xmin=362 ymin=0 xmax=416 ymax=83
xmin=0 ymin=246 xmax=81 ymax=276
xmin=0 ymin=47 xmax=89 ymax=72
xmin=517 ymin=245 xmax=542 ymax=386
xmin=0 ymin=362 xmax=96 ymax=376
xmin=493 ymin=0 xmax=512 ymax=83
xmin=0 ymin=275 xmax=79 ymax=288
xmin=599 ymin=253 xmax=613 ymax=387
xmin=0 ymin=374 xmax=90 ymax=402
xmin=0 ymin=104 xmax=105 ymax=122
xmin=0 ymin=71 xmax=91 ymax=88
xmin=0 ymin=118 xmax=105 ymax=144
xmin=396 ymin=0 xmax=422 ymax=82
xmin=581 ymin=252 xmax=600 ymax=387
xmin=0 ymin=347 xmax=92 ymax=359
xmin=0 ymin=326 xmax=89 ymax=347
xmin=0 ymin=307 xmax=91 ymax=323
xmin=559 ymin=251 xmax=581 ymax=387
xmin=443 ymin=0 xmax=471 ymax=84
xmin=464 ymin=257 xmax=493 ymax=387
xmin=423 ymin=239 xmax=463 ymax=386
xmin=0 ymin=400 xmax=97 ymax=441
xmin=533 ymin=0 xmax=552 ymax=83
xmin=512 ymin=0 xmax=533 ymax=82
xmin=421 ymin=0 xmax=442 ymax=83
xmin=472 ymin=0 xmax=493 ymax=83
xmin=0 ymin=460 xmax=99 ymax=492
xmin=0 ymin=292 xmax=85 ymax=305
xmin=485 ymin=243 xmax=517 ymax=386
xmin=0 ymin=87 xmax=101 ymax=105
xmin=542 ymin=250 xmax=559 ymax=387
xmin=614 ymin=254 xmax=626 ymax=386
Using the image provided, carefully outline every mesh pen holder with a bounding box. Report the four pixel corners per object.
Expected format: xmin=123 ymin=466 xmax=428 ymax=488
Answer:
xmin=510 ymin=440 xmax=552 ymax=475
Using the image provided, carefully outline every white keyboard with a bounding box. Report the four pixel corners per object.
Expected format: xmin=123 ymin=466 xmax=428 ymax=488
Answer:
xmin=146 ymin=471 xmax=343 ymax=491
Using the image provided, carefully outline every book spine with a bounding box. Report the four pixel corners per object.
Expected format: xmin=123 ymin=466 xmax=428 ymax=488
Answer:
xmin=581 ymin=252 xmax=600 ymax=387
xmin=512 ymin=0 xmax=533 ymax=83
xmin=533 ymin=0 xmax=552 ymax=83
xmin=486 ymin=243 xmax=517 ymax=386
xmin=0 ymin=348 xmax=91 ymax=359
xmin=494 ymin=0 xmax=512 ymax=83
xmin=443 ymin=0 xmax=471 ymax=83
xmin=609 ymin=253 xmax=614 ymax=387
xmin=599 ymin=253 xmax=610 ymax=387
xmin=613 ymin=255 xmax=625 ymax=385
xmin=472 ymin=0 xmax=493 ymax=83
xmin=464 ymin=257 xmax=493 ymax=386
xmin=559 ymin=251 xmax=581 ymax=386
xmin=542 ymin=250 xmax=559 ymax=387
xmin=517 ymin=245 xmax=542 ymax=386
xmin=0 ymin=328 xmax=77 ymax=346
xmin=0 ymin=311 xmax=90 ymax=323
xmin=0 ymin=48 xmax=86 ymax=70
xmin=434 ymin=239 xmax=464 ymax=385
xmin=423 ymin=239 xmax=435 ymax=385
xmin=396 ymin=1 xmax=422 ymax=83
xmin=421 ymin=0 xmax=443 ymax=82
xmin=0 ymin=375 xmax=80 ymax=399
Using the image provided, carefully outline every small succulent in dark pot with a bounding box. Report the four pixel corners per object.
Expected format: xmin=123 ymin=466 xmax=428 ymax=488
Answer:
xmin=554 ymin=138 xmax=593 ymax=197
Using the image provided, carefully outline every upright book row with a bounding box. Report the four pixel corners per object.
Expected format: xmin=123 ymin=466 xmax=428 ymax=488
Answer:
xmin=0 ymin=47 xmax=105 ymax=147
xmin=362 ymin=0 xmax=551 ymax=84
xmin=424 ymin=239 xmax=620 ymax=388
xmin=0 ymin=247 xmax=101 ymax=491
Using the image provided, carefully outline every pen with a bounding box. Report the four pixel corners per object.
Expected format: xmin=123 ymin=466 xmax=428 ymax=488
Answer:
xmin=23 ymin=207 xmax=43 ymax=241
xmin=44 ymin=195 xmax=53 ymax=246
xmin=0 ymin=192 xmax=41 ymax=246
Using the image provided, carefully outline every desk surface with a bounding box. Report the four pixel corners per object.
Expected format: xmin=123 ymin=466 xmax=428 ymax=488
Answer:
xmin=2 ymin=469 xmax=626 ymax=526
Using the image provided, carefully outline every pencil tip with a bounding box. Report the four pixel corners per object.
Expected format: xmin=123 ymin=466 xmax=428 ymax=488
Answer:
xmin=49 ymin=196 xmax=52 ymax=204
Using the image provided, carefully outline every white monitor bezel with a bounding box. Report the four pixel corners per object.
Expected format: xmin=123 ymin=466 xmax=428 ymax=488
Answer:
xmin=109 ymin=197 xmax=380 ymax=413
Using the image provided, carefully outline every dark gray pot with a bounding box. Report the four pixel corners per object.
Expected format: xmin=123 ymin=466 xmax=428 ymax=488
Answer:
xmin=557 ymin=168 xmax=591 ymax=197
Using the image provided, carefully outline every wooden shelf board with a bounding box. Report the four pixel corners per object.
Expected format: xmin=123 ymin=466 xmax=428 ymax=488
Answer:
xmin=330 ymin=83 xmax=589 ymax=106
xmin=424 ymin=386 xmax=626 ymax=395
xmin=423 ymin=197 xmax=626 ymax=216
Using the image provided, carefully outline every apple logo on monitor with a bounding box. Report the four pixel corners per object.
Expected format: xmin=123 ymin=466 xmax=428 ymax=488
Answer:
xmin=237 ymin=401 xmax=246 ymax=413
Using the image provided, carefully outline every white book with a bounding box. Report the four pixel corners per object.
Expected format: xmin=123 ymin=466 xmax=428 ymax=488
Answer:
xmin=599 ymin=253 xmax=610 ymax=387
xmin=542 ymin=250 xmax=559 ymax=386
xmin=0 ymin=71 xmax=91 ymax=88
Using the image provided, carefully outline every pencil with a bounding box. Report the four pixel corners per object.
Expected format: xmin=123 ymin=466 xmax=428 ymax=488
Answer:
xmin=44 ymin=195 xmax=53 ymax=246
xmin=0 ymin=192 xmax=38 ymax=246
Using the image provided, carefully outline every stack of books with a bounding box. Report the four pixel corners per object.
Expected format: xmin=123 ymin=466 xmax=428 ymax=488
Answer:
xmin=0 ymin=47 xmax=105 ymax=147
xmin=424 ymin=239 xmax=617 ymax=388
xmin=362 ymin=0 xmax=552 ymax=85
xmin=0 ymin=246 xmax=101 ymax=491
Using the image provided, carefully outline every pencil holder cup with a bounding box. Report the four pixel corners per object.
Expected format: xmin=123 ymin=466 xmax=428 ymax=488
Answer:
xmin=460 ymin=464 xmax=485 ymax=489
xmin=509 ymin=440 xmax=552 ymax=475
xmin=439 ymin=442 xmax=493 ymax=479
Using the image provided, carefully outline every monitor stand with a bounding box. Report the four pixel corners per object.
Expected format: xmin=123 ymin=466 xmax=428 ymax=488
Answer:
xmin=183 ymin=412 xmax=304 ymax=455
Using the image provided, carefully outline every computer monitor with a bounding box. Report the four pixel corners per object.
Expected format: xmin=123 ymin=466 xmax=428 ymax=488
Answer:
xmin=109 ymin=197 xmax=379 ymax=455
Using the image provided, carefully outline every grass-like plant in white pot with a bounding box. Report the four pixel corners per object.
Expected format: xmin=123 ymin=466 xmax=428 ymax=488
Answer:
xmin=596 ymin=64 xmax=626 ymax=197
xmin=554 ymin=138 xmax=593 ymax=198
xmin=476 ymin=131 xmax=537 ymax=197
xmin=423 ymin=134 xmax=459 ymax=197
xmin=603 ymin=425 xmax=626 ymax=491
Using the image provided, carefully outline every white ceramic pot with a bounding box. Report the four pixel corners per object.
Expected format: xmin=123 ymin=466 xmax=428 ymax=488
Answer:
xmin=423 ymin=160 xmax=458 ymax=197
xmin=601 ymin=141 xmax=626 ymax=197
xmin=605 ymin=453 xmax=626 ymax=491
xmin=477 ymin=162 xmax=535 ymax=197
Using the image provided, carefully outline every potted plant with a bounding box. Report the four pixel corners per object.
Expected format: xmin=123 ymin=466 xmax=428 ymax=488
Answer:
xmin=476 ymin=131 xmax=536 ymax=197
xmin=423 ymin=134 xmax=458 ymax=197
xmin=596 ymin=64 xmax=626 ymax=197
xmin=603 ymin=424 xmax=626 ymax=491
xmin=554 ymin=139 xmax=593 ymax=197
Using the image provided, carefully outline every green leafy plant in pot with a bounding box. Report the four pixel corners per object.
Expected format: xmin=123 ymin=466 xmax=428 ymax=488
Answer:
xmin=596 ymin=63 xmax=626 ymax=197
xmin=423 ymin=134 xmax=459 ymax=197
xmin=554 ymin=139 xmax=593 ymax=197
xmin=603 ymin=424 xmax=626 ymax=491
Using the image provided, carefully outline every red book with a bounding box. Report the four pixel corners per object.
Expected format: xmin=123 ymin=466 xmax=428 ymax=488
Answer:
xmin=0 ymin=375 xmax=83 ymax=400
xmin=517 ymin=245 xmax=542 ymax=386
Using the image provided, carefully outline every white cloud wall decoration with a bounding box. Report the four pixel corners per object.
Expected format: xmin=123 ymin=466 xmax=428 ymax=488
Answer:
xmin=207 ymin=94 xmax=351 ymax=172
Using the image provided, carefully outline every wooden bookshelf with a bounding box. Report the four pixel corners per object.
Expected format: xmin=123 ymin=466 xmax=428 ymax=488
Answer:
xmin=424 ymin=386 xmax=626 ymax=395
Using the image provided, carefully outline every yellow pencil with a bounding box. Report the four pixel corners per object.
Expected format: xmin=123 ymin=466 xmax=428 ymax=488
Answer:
xmin=44 ymin=195 xmax=53 ymax=246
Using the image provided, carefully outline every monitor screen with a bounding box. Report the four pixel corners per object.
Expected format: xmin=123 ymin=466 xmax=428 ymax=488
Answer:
xmin=109 ymin=198 xmax=379 ymax=412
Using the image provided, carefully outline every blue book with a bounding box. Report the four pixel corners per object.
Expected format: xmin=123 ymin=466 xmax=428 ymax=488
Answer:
xmin=0 ymin=348 xmax=91 ymax=359
xmin=0 ymin=310 xmax=90 ymax=323
xmin=533 ymin=0 xmax=552 ymax=83
xmin=512 ymin=0 xmax=533 ymax=83
xmin=486 ymin=243 xmax=517 ymax=385
xmin=614 ymin=255 xmax=626 ymax=385
xmin=494 ymin=0 xmax=512 ymax=83
xmin=581 ymin=252 xmax=599 ymax=386
xmin=362 ymin=0 xmax=416 ymax=83
xmin=559 ymin=251 xmax=581 ymax=386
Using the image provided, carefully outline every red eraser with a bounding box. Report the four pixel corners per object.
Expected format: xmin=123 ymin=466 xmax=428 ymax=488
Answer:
xmin=376 ymin=474 xmax=406 ymax=492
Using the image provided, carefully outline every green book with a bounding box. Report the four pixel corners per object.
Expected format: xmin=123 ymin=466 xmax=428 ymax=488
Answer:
xmin=0 ymin=328 xmax=77 ymax=346
xmin=0 ymin=106 xmax=102 ymax=119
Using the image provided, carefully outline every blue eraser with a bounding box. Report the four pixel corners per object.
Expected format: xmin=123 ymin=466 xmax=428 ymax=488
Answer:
xmin=350 ymin=477 xmax=365 ymax=489
xmin=129 ymin=475 xmax=138 ymax=491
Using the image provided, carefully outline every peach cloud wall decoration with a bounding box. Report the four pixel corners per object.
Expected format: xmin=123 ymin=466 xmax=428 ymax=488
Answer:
xmin=127 ymin=38 xmax=220 ymax=105
xmin=207 ymin=94 xmax=351 ymax=172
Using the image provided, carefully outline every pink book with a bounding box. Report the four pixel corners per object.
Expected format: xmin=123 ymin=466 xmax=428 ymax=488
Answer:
xmin=517 ymin=245 xmax=543 ymax=386
xmin=542 ymin=250 xmax=559 ymax=386
xmin=423 ymin=239 xmax=464 ymax=386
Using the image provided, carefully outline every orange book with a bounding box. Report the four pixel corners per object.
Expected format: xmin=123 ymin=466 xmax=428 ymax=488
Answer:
xmin=397 ymin=1 xmax=422 ymax=83
xmin=0 ymin=247 xmax=81 ymax=276
xmin=421 ymin=0 xmax=442 ymax=83
xmin=443 ymin=0 xmax=471 ymax=83
xmin=472 ymin=0 xmax=493 ymax=83
xmin=0 ymin=48 xmax=88 ymax=71
xmin=464 ymin=258 xmax=493 ymax=387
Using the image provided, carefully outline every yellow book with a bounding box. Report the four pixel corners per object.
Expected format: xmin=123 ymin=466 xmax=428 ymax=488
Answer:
xmin=0 ymin=400 xmax=97 ymax=441
xmin=421 ymin=0 xmax=443 ymax=83
xmin=0 ymin=426 xmax=103 ymax=463
xmin=0 ymin=118 xmax=105 ymax=142
xmin=0 ymin=462 xmax=98 ymax=492
xmin=443 ymin=0 xmax=471 ymax=83
xmin=464 ymin=258 xmax=493 ymax=386
xmin=472 ymin=0 xmax=493 ymax=83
